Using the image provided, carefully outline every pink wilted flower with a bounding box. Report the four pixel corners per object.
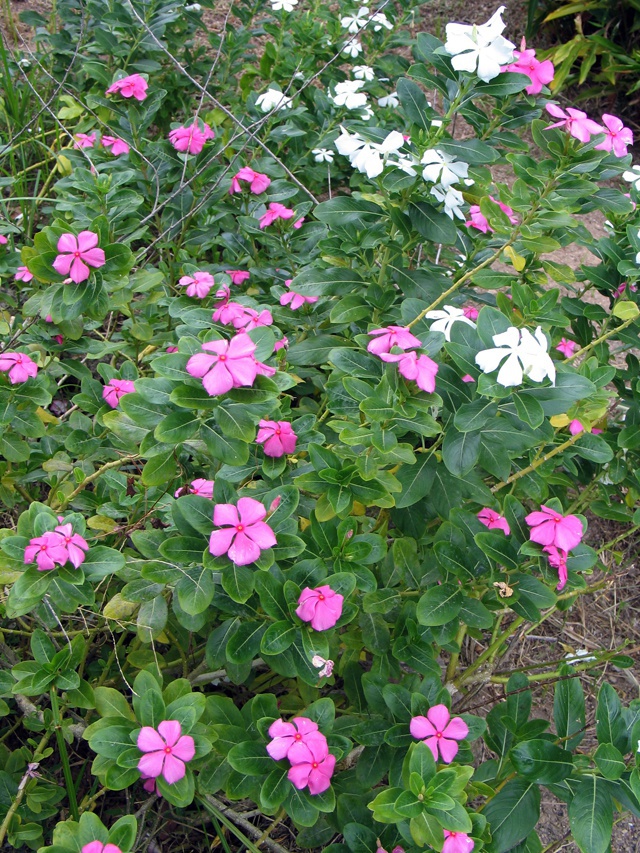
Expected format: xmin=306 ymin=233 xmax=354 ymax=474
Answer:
xmin=81 ymin=843 xmax=123 ymax=853
xmin=556 ymin=338 xmax=576 ymax=357
xmin=463 ymin=305 xmax=479 ymax=321
xmin=169 ymin=122 xmax=215 ymax=156
xmin=466 ymin=196 xmax=518 ymax=233
xmin=443 ymin=829 xmax=475 ymax=853
xmin=256 ymin=420 xmax=297 ymax=457
xmin=54 ymin=523 xmax=89 ymax=568
xmin=569 ymin=419 xmax=584 ymax=436
xmin=53 ymin=231 xmax=105 ymax=283
xmin=101 ymin=135 xmax=130 ymax=156
xmin=106 ymin=73 xmax=148 ymax=101
xmin=266 ymin=717 xmax=326 ymax=762
xmin=274 ymin=336 xmax=289 ymax=352
xmin=615 ymin=282 xmax=637 ymax=298
xmin=410 ymin=705 xmax=469 ymax=763
xmin=594 ymin=114 xmax=633 ymax=157
xmin=379 ymin=351 xmax=438 ymax=393
xmin=175 ymin=478 xmax=215 ymax=498
xmin=209 ymin=497 xmax=277 ymax=565
xmin=287 ymin=737 xmax=336 ymax=795
xmin=543 ymin=544 xmax=569 ymax=591
xmin=179 ymin=271 xmax=215 ymax=298
xmin=24 ymin=531 xmax=67 ymax=571
xmin=73 ymin=132 xmax=97 ymax=149
xmin=259 ymin=203 xmax=295 ymax=229
xmin=0 ymin=352 xmax=38 ymax=384
xmin=102 ymin=378 xmax=136 ymax=408
xmin=15 ymin=266 xmax=34 ymax=282
xmin=296 ymin=586 xmax=344 ymax=631
xmin=229 ymin=167 xmax=271 ymax=195
xmin=477 ymin=508 xmax=510 ymax=535
xmin=525 ymin=504 xmax=584 ymax=552
xmin=311 ymin=655 xmax=334 ymax=678
xmin=367 ymin=325 xmax=421 ymax=355
xmin=505 ymin=42 xmax=554 ymax=95
xmin=226 ymin=269 xmax=250 ymax=285
xmin=137 ymin=720 xmax=195 ymax=785
xmin=187 ymin=334 xmax=259 ymax=396
xmin=280 ymin=280 xmax=318 ymax=310
xmin=545 ymin=105 xmax=603 ymax=143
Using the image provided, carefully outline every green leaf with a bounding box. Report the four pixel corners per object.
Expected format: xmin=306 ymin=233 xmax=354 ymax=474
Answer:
xmin=510 ymin=739 xmax=574 ymax=784
xmin=137 ymin=595 xmax=168 ymax=642
xmin=175 ymin=567 xmax=215 ymax=615
xmin=93 ymin=687 xmax=135 ymax=721
xmin=594 ymin=743 xmax=625 ymax=780
xmin=568 ymin=777 xmax=613 ymax=853
xmin=108 ymin=815 xmax=137 ymax=851
xmin=159 ymin=536 xmax=206 ymax=565
xmin=395 ymin=454 xmax=436 ymax=508
xmin=261 ymin=620 xmax=297 ymax=655
xmin=554 ymin=673 xmax=585 ymax=750
xmin=397 ymin=77 xmax=431 ymax=131
xmin=154 ymin=411 xmax=200 ymax=443
xmin=221 ymin=563 xmax=255 ymax=603
xmin=227 ymin=741 xmax=274 ymax=776
xmin=226 ymin=621 xmax=266 ymax=664
xmin=141 ymin=450 xmax=177 ymax=487
xmin=359 ymin=612 xmax=390 ymax=653
xmin=416 ymin=583 xmax=462 ymax=626
xmin=408 ymin=201 xmax=457 ymax=245
xmin=483 ymin=779 xmax=540 ymax=853
xmin=474 ymin=531 xmax=519 ymax=570
xmin=596 ymin=683 xmax=626 ymax=750
xmin=442 ymin=428 xmax=481 ymax=476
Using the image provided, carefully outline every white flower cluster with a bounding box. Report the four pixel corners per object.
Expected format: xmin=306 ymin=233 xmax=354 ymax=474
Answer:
xmin=476 ymin=326 xmax=556 ymax=388
xmin=420 ymin=149 xmax=472 ymax=220
xmin=426 ymin=305 xmax=475 ymax=341
xmin=340 ymin=5 xmax=393 ymax=57
xmin=444 ymin=6 xmax=514 ymax=83
xmin=256 ymin=88 xmax=293 ymax=112
xmin=334 ymin=127 xmax=416 ymax=179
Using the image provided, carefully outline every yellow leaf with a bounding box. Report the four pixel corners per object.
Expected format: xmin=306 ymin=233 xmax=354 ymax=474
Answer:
xmin=550 ymin=414 xmax=570 ymax=428
xmin=352 ymin=501 xmax=366 ymax=516
xmin=36 ymin=407 xmax=59 ymax=425
xmin=103 ymin=594 xmax=138 ymax=621
xmin=504 ymin=245 xmax=526 ymax=272
xmin=56 ymin=154 xmax=72 ymax=176
xmin=612 ymin=300 xmax=640 ymax=321
xmin=87 ymin=515 xmax=118 ymax=532
xmin=299 ymin=517 xmax=311 ymax=531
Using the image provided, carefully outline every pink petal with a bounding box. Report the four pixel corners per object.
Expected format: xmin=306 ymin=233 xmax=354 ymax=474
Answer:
xmin=528 ymin=522 xmax=556 ymax=547
xmin=80 ymin=247 xmax=106 ymax=268
xmin=138 ymin=750 xmax=165 ymax=778
xmin=81 ymin=843 xmax=105 ymax=853
xmin=162 ymin=753 xmax=186 ymax=784
xmin=52 ymin=254 xmax=73 ymax=276
xmin=423 ymin=737 xmax=439 ymax=761
xmin=202 ymin=361 xmax=235 ymax=396
xmin=410 ymin=716 xmax=436 ymax=740
xmin=442 ymin=717 xmax=469 ymax=740
xmin=57 ymin=233 xmax=78 ymax=253
xmin=77 ymin=231 xmax=99 ymax=252
xmin=138 ymin=727 xmax=166 ymax=752
xmin=186 ymin=352 xmax=217 ymax=378
xmin=269 ymin=720 xmax=296 ymax=739
xmin=267 ymin=737 xmax=293 ymax=760
xmin=287 ymin=740 xmax=314 ymax=765
xmin=294 ymin=717 xmax=319 ymax=736
xmin=307 ymin=761 xmax=335 ymax=794
xmin=555 ymin=516 xmax=583 ymax=551
xmin=158 ymin=720 xmax=182 ymax=747
xmin=228 ymin=531 xmax=261 ymax=565
xmin=227 ymin=333 xmax=256 ymax=359
xmin=213 ymin=503 xmax=239 ymax=527
xmin=245 ymin=521 xmax=277 ymax=549
xmin=287 ymin=763 xmax=310 ymax=790
xmin=209 ymin=527 xmax=236 ymax=557
xmin=237 ymin=497 xmax=266 ymax=526
xmin=171 ymin=734 xmax=195 ymax=761
xmin=426 ymin=704 xmax=451 ymax=732
xmin=437 ymin=736 xmax=460 ymax=764
xmin=69 ymin=256 xmax=90 ymax=283
xmin=227 ymin=357 xmax=258 ymax=387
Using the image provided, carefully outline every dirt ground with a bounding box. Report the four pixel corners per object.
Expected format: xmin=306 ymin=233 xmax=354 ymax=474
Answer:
xmin=2 ymin=0 xmax=639 ymax=851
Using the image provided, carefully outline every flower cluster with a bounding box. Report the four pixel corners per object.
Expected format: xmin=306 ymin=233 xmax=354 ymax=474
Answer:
xmin=255 ymin=420 xmax=297 ymax=457
xmin=186 ymin=334 xmax=275 ymax=396
xmin=230 ymin=167 xmax=271 ymax=195
xmin=72 ymin=132 xmax=130 ymax=155
xmin=209 ymin=497 xmax=277 ymax=565
xmin=367 ymin=324 xmax=438 ymax=392
xmin=505 ymin=39 xmax=554 ymax=94
xmin=444 ymin=6 xmax=514 ymax=82
xmin=103 ymin=378 xmax=136 ymax=408
xmin=466 ymin=196 xmax=518 ymax=233
xmin=0 ymin=351 xmax=38 ymax=384
xmin=545 ymin=106 xmax=633 ymax=156
xmin=105 ymin=73 xmax=148 ymax=100
xmin=24 ymin=522 xmax=89 ymax=571
xmin=526 ymin=505 xmax=584 ymax=590
xmin=168 ymin=121 xmax=215 ymax=155
xmin=475 ymin=326 xmax=556 ymax=388
xmin=180 ymin=271 xmax=215 ymax=298
xmin=334 ymin=127 xmax=415 ymax=179
xmin=267 ymin=717 xmax=336 ymax=794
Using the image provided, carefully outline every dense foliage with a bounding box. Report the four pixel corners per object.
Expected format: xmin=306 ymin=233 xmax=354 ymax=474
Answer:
xmin=1 ymin=1 xmax=640 ymax=852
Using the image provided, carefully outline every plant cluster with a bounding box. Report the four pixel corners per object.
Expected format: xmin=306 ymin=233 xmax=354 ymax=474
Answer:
xmin=2 ymin=1 xmax=640 ymax=852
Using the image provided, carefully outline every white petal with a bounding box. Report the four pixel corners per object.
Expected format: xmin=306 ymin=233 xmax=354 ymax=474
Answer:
xmin=496 ymin=352 xmax=523 ymax=387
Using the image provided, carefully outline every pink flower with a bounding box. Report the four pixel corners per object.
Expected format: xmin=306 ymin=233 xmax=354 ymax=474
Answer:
xmin=226 ymin=269 xmax=250 ymax=285
xmin=545 ymin=105 xmax=603 ymax=143
xmin=187 ymin=334 xmax=259 ymax=396
xmin=296 ymin=585 xmax=344 ymax=631
xmin=209 ymin=497 xmax=276 ymax=565
xmin=213 ymin=301 xmax=272 ymax=331
xmin=179 ymin=271 xmax=215 ymax=298
xmin=311 ymin=655 xmax=334 ymax=678
xmin=280 ymin=280 xmax=318 ymax=310
xmin=166 ymin=346 xmax=178 ymax=353
xmin=169 ymin=122 xmax=215 ymax=156
xmin=555 ymin=338 xmax=576 ymax=357
xmin=592 ymin=427 xmax=604 ymax=434
xmin=52 ymin=231 xmax=105 ymax=283
xmin=367 ymin=325 xmax=421 ymax=355
xmin=543 ymin=544 xmax=569 ymax=591
xmin=24 ymin=531 xmax=67 ymax=571
xmin=229 ymin=167 xmax=271 ymax=195
xmin=0 ymin=352 xmax=38 ymax=384
xmin=190 ymin=478 xmax=215 ymax=498
xmin=615 ymin=282 xmax=637 ymax=298
xmin=137 ymin=720 xmax=195 ymax=785
xmin=443 ymin=829 xmax=475 ymax=853
xmin=287 ymin=737 xmax=336 ymax=795
xmin=102 ymin=378 xmax=136 ymax=408
xmin=506 ymin=44 xmax=554 ymax=95
xmin=101 ymin=136 xmax=130 ymax=156
xmin=461 ymin=374 xmax=475 ymax=383
xmin=259 ymin=203 xmax=295 ymax=229
xmin=0 ymin=235 xmax=7 ymax=244
xmin=525 ymin=504 xmax=584 ymax=552
xmin=106 ymin=74 xmax=148 ymax=101
xmin=465 ymin=205 xmax=490 ymax=233
xmin=463 ymin=305 xmax=479 ymax=321
xmin=140 ymin=774 xmax=158 ymax=795
xmin=569 ymin=419 xmax=584 ymax=436
xmin=266 ymin=717 xmax=326 ymax=762
xmin=379 ymin=351 xmax=438 ymax=393
xmin=477 ymin=508 xmax=510 ymax=535
xmin=274 ymin=336 xmax=289 ymax=352
xmin=54 ymin=523 xmax=89 ymax=568
xmin=73 ymin=132 xmax=97 ymax=149
xmin=594 ymin=113 xmax=633 ymax=157
xmin=293 ymin=217 xmax=305 ymax=229
xmin=410 ymin=705 xmax=469 ymax=763
xmin=256 ymin=420 xmax=297 ymax=457
xmin=81 ymin=843 xmax=123 ymax=853
xmin=15 ymin=266 xmax=34 ymax=282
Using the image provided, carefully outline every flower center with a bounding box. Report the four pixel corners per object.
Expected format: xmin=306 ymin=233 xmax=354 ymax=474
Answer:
xmin=275 ymin=428 xmax=281 ymax=435
xmin=435 ymin=731 xmax=442 ymax=738
xmin=164 ymin=746 xmax=172 ymax=754
xmin=311 ymin=762 xmax=318 ymax=769
xmin=236 ymin=524 xmax=244 ymax=532
xmin=554 ymin=516 xmax=562 ymax=523
xmin=219 ymin=354 xmax=227 ymax=361
xmin=40 ymin=544 xmax=47 ymax=551
xmin=65 ymin=536 xmax=71 ymax=543
xmin=74 ymin=251 xmax=81 ymax=258
xmin=318 ymin=594 xmax=325 ymax=601
xmin=294 ymin=733 xmax=301 ymax=740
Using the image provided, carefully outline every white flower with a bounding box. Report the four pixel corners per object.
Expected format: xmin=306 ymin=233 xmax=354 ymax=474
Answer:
xmin=421 ymin=149 xmax=469 ymax=187
xmin=360 ymin=105 xmax=374 ymax=120
xmin=444 ymin=6 xmax=515 ymax=82
xmin=351 ymin=144 xmax=384 ymax=178
xmin=475 ymin=326 xmax=556 ymax=387
xmin=378 ymin=92 xmax=399 ymax=108
xmin=378 ymin=130 xmax=405 ymax=155
xmin=564 ymin=649 xmax=597 ymax=665
xmin=341 ymin=6 xmax=369 ymax=32
xmin=334 ymin=126 xmax=366 ymax=157
xmin=430 ymin=184 xmax=466 ymax=219
xmin=312 ymin=147 xmax=334 ymax=163
xmin=353 ymin=64 xmax=375 ymax=81
xmin=342 ymin=40 xmax=363 ymax=57
xmin=270 ymin=0 xmax=298 ymax=9
xmin=393 ymin=153 xmax=419 ymax=176
xmin=426 ymin=305 xmax=476 ymax=340
xmin=185 ymin=2 xmax=201 ymax=9
xmin=372 ymin=11 xmax=392 ymax=30
xmin=311 ymin=655 xmax=334 ymax=678
xmin=623 ymin=165 xmax=640 ymax=191
xmin=331 ymin=80 xmax=368 ymax=110
xmin=256 ymin=88 xmax=293 ymax=112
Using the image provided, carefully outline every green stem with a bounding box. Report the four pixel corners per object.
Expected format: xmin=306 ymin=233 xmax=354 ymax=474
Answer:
xmin=567 ymin=313 xmax=639 ymax=362
xmin=491 ymin=433 xmax=582 ymax=492
xmin=50 ymin=687 xmax=79 ymax=821
xmin=0 ymin=731 xmax=52 ymax=846
xmin=455 ymin=617 xmax=525 ymax=688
